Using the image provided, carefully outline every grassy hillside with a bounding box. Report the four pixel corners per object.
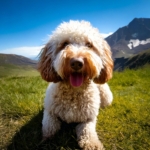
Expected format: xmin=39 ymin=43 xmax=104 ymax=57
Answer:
xmin=0 ymin=66 xmax=150 ymax=150
xmin=0 ymin=64 xmax=39 ymax=77
xmin=114 ymin=48 xmax=150 ymax=71
xmin=0 ymin=54 xmax=39 ymax=77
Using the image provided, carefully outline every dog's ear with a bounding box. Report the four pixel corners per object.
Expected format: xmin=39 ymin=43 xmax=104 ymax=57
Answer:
xmin=94 ymin=41 xmax=113 ymax=84
xmin=38 ymin=44 xmax=62 ymax=82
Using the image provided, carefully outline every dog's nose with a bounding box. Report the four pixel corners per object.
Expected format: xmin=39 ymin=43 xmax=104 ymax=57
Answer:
xmin=70 ymin=58 xmax=84 ymax=71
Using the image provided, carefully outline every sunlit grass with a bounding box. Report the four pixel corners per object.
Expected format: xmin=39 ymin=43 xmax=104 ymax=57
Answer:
xmin=0 ymin=64 xmax=39 ymax=77
xmin=0 ymin=66 xmax=150 ymax=150
xmin=98 ymin=67 xmax=150 ymax=149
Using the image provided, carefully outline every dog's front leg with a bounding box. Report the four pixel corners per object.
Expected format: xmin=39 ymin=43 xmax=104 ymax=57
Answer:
xmin=42 ymin=110 xmax=61 ymax=139
xmin=76 ymin=119 xmax=105 ymax=150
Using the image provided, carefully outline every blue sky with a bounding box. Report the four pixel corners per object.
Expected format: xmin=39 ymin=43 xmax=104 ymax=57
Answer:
xmin=0 ymin=0 xmax=150 ymax=58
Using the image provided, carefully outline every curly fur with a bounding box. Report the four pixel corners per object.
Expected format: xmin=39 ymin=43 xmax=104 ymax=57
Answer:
xmin=38 ymin=20 xmax=113 ymax=150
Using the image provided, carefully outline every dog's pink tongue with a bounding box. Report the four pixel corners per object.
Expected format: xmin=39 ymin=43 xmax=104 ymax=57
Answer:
xmin=70 ymin=73 xmax=83 ymax=87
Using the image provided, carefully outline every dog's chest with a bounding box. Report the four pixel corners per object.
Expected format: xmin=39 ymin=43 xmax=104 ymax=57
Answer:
xmin=50 ymin=83 xmax=100 ymax=123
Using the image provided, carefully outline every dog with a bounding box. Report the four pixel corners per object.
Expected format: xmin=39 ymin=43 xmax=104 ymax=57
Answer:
xmin=38 ymin=20 xmax=113 ymax=150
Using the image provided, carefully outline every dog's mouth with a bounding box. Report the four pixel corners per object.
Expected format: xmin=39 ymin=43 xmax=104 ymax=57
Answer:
xmin=69 ymin=72 xmax=84 ymax=87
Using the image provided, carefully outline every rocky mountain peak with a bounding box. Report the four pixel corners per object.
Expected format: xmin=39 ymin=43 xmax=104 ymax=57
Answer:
xmin=127 ymin=18 xmax=150 ymax=40
xmin=105 ymin=18 xmax=150 ymax=58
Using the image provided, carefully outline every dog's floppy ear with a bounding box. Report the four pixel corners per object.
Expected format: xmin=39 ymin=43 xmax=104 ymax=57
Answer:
xmin=94 ymin=41 xmax=113 ymax=84
xmin=38 ymin=44 xmax=61 ymax=82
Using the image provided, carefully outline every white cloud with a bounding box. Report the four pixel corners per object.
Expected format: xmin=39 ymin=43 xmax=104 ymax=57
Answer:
xmin=101 ymin=32 xmax=113 ymax=38
xmin=0 ymin=46 xmax=44 ymax=59
xmin=128 ymin=38 xmax=150 ymax=49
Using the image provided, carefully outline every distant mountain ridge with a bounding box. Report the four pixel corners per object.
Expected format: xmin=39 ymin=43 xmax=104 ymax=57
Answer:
xmin=0 ymin=53 xmax=37 ymax=68
xmin=106 ymin=18 xmax=150 ymax=58
xmin=0 ymin=54 xmax=38 ymax=77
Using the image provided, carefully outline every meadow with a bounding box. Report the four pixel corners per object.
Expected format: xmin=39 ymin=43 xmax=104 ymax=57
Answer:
xmin=0 ymin=66 xmax=150 ymax=150
xmin=0 ymin=64 xmax=39 ymax=78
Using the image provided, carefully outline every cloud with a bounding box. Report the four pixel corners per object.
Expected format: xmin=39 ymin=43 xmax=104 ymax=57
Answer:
xmin=101 ymin=32 xmax=113 ymax=38
xmin=0 ymin=46 xmax=43 ymax=59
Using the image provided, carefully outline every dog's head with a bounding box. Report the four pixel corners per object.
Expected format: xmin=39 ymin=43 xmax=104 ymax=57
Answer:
xmin=38 ymin=20 xmax=113 ymax=86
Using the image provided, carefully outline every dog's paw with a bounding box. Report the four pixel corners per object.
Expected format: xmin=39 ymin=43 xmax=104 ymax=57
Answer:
xmin=78 ymin=139 xmax=105 ymax=150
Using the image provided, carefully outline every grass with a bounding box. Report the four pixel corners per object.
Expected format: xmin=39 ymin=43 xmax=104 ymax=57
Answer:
xmin=0 ymin=64 xmax=39 ymax=77
xmin=0 ymin=66 xmax=150 ymax=150
xmin=98 ymin=66 xmax=150 ymax=149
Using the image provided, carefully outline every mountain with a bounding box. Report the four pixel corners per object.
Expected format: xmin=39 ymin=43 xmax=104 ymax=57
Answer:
xmin=0 ymin=54 xmax=38 ymax=77
xmin=106 ymin=18 xmax=150 ymax=58
xmin=114 ymin=48 xmax=150 ymax=71
xmin=0 ymin=53 xmax=37 ymax=67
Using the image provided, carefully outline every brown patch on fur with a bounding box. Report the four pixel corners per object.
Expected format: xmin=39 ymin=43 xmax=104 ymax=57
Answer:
xmin=83 ymin=53 xmax=98 ymax=79
xmin=38 ymin=44 xmax=62 ymax=82
xmin=62 ymin=49 xmax=75 ymax=81
xmin=94 ymin=41 xmax=114 ymax=84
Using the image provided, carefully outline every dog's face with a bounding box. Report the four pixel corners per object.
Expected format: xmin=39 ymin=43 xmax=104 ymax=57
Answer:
xmin=38 ymin=21 xmax=113 ymax=86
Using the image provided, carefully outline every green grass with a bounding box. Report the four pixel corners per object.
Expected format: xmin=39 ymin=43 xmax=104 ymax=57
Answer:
xmin=98 ymin=66 xmax=150 ymax=149
xmin=0 ymin=64 xmax=39 ymax=77
xmin=0 ymin=66 xmax=150 ymax=150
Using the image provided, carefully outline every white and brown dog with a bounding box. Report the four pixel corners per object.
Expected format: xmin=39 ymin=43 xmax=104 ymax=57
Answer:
xmin=38 ymin=20 xmax=113 ymax=150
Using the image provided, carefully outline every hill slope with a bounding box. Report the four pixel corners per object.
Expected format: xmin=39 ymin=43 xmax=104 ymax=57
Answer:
xmin=0 ymin=54 xmax=38 ymax=77
xmin=0 ymin=53 xmax=37 ymax=67
xmin=114 ymin=48 xmax=150 ymax=70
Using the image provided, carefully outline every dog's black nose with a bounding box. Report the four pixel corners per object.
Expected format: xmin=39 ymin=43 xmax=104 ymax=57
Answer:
xmin=70 ymin=58 xmax=84 ymax=71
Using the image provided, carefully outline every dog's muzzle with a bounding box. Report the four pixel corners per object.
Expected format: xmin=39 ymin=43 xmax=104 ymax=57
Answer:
xmin=69 ymin=58 xmax=84 ymax=87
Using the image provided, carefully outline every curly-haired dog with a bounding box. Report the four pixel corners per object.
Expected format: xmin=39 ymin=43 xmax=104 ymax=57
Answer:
xmin=38 ymin=20 xmax=113 ymax=150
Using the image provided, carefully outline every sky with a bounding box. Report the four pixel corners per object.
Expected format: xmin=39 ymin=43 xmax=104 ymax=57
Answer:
xmin=0 ymin=0 xmax=150 ymax=59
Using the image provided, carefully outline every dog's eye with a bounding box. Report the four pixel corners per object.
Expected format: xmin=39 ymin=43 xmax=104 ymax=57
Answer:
xmin=86 ymin=42 xmax=93 ymax=48
xmin=62 ymin=41 xmax=69 ymax=48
